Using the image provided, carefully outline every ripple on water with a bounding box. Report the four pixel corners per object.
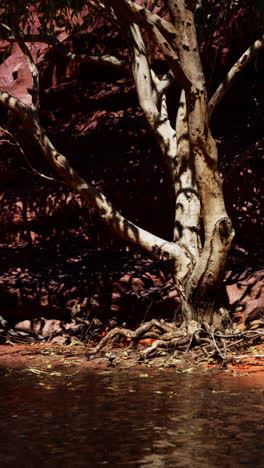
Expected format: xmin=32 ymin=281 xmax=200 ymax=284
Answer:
xmin=0 ymin=368 xmax=263 ymax=467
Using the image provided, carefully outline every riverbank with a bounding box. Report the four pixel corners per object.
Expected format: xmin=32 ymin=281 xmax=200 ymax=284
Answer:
xmin=0 ymin=342 xmax=263 ymax=381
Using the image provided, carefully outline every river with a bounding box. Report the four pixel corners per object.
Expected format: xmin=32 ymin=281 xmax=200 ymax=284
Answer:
xmin=0 ymin=366 xmax=263 ymax=467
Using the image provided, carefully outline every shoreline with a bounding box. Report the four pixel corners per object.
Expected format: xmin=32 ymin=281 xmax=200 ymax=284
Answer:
xmin=0 ymin=343 xmax=263 ymax=383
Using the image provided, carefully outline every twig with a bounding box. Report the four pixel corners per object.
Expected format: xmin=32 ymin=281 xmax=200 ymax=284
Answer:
xmin=215 ymin=330 xmax=264 ymax=339
xmin=226 ymin=338 xmax=244 ymax=348
xmin=185 ymin=328 xmax=203 ymax=353
xmin=0 ymin=126 xmax=62 ymax=183
xmin=7 ymin=33 xmax=129 ymax=74
xmin=210 ymin=331 xmax=226 ymax=360
xmin=232 ymin=355 xmax=264 ymax=360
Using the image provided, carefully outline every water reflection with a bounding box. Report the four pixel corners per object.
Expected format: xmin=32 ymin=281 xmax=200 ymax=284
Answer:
xmin=0 ymin=367 xmax=263 ymax=467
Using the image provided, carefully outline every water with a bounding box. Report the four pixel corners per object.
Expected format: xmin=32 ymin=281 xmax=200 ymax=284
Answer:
xmin=0 ymin=366 xmax=263 ymax=467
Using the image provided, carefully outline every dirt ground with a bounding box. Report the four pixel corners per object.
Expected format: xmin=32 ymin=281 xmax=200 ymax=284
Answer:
xmin=0 ymin=341 xmax=263 ymax=381
xmin=0 ymin=265 xmax=263 ymax=379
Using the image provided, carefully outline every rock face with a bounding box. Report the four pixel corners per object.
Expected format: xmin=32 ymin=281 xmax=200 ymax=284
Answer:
xmin=14 ymin=318 xmax=62 ymax=336
xmin=0 ymin=42 xmax=37 ymax=106
xmin=225 ymin=268 xmax=264 ymax=325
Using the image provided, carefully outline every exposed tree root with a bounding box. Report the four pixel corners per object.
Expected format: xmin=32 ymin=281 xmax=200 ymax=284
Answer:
xmin=86 ymin=319 xmax=264 ymax=364
xmin=87 ymin=319 xmax=180 ymax=356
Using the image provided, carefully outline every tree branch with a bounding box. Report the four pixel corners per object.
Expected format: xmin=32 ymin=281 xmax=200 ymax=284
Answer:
xmin=5 ymin=33 xmax=130 ymax=74
xmin=109 ymin=0 xmax=177 ymax=37
xmin=8 ymin=4 xmax=39 ymax=116
xmin=129 ymin=23 xmax=160 ymax=129
xmin=0 ymin=89 xmax=189 ymax=273
xmin=11 ymin=18 xmax=40 ymax=115
xmin=109 ymin=0 xmax=191 ymax=89
xmin=209 ymin=36 xmax=264 ymax=120
xmin=128 ymin=22 xmax=176 ymax=185
xmin=148 ymin=22 xmax=191 ymax=88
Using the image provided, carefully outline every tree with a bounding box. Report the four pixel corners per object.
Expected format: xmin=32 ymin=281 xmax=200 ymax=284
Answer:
xmin=0 ymin=0 xmax=263 ymax=333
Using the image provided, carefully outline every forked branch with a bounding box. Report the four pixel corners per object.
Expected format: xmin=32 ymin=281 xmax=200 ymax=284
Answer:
xmin=109 ymin=0 xmax=191 ymax=89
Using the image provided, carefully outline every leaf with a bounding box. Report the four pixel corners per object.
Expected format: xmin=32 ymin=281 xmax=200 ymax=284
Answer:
xmin=25 ymin=367 xmax=46 ymax=375
xmin=5 ymin=339 xmax=15 ymax=346
xmin=123 ymin=350 xmax=130 ymax=359
xmin=181 ymin=367 xmax=193 ymax=373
